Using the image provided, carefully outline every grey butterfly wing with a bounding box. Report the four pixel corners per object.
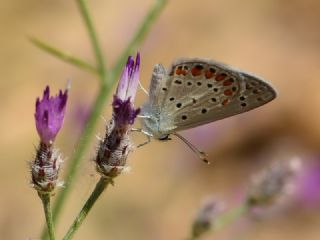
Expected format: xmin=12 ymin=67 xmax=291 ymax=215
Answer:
xmin=155 ymin=58 xmax=276 ymax=133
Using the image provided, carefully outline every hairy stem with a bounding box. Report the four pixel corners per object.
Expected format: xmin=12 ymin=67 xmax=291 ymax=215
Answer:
xmin=62 ymin=178 xmax=109 ymax=240
xmin=39 ymin=193 xmax=56 ymax=240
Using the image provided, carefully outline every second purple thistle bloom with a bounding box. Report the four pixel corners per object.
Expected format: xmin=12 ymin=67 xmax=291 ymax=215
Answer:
xmin=112 ymin=53 xmax=141 ymax=127
xmin=35 ymin=86 xmax=68 ymax=144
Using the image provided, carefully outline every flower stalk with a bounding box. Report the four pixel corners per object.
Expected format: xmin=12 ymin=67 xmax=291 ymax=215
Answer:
xmin=39 ymin=193 xmax=56 ymax=240
xmin=62 ymin=177 xmax=109 ymax=240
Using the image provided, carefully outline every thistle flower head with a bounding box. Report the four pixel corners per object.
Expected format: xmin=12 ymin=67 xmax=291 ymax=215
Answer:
xmin=247 ymin=158 xmax=301 ymax=206
xmin=192 ymin=197 xmax=224 ymax=239
xmin=35 ymin=86 xmax=68 ymax=144
xmin=31 ymin=142 xmax=63 ymax=193
xmin=112 ymin=53 xmax=141 ymax=126
xmin=95 ymin=119 xmax=132 ymax=180
xmin=96 ymin=53 xmax=141 ymax=180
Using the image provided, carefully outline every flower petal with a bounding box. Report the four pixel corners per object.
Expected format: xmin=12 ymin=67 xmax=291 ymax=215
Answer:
xmin=35 ymin=86 xmax=68 ymax=144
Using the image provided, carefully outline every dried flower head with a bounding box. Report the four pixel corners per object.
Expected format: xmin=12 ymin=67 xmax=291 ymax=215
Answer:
xmin=95 ymin=53 xmax=141 ymax=180
xmin=247 ymin=158 xmax=301 ymax=206
xmin=35 ymin=86 xmax=68 ymax=145
xmin=192 ymin=197 xmax=224 ymax=239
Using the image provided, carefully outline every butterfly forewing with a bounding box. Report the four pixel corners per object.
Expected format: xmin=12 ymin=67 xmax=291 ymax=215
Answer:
xmin=155 ymin=58 xmax=276 ymax=133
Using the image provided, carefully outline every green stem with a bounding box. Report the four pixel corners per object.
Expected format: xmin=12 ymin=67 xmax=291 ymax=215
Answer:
xmin=76 ymin=0 xmax=107 ymax=82
xmin=29 ymin=37 xmax=98 ymax=75
xmin=39 ymin=193 xmax=56 ymax=240
xmin=214 ymin=202 xmax=249 ymax=231
xmin=62 ymin=177 xmax=109 ymax=240
xmin=113 ymin=0 xmax=168 ymax=78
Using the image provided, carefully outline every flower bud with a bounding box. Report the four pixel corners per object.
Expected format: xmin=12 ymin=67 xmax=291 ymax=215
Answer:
xmin=31 ymin=142 xmax=63 ymax=193
xmin=247 ymin=158 xmax=301 ymax=206
xmin=192 ymin=197 xmax=223 ymax=239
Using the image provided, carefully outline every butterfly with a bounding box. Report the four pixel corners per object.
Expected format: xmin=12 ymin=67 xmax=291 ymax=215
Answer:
xmin=138 ymin=58 xmax=277 ymax=163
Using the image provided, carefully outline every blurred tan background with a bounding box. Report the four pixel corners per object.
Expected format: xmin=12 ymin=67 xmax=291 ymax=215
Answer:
xmin=1 ymin=0 xmax=320 ymax=239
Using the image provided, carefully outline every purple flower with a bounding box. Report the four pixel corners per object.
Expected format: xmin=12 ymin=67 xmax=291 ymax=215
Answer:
xmin=95 ymin=53 xmax=141 ymax=180
xmin=112 ymin=53 xmax=140 ymax=126
xmin=35 ymin=86 xmax=68 ymax=144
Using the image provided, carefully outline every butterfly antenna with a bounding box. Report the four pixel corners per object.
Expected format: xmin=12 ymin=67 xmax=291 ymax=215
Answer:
xmin=173 ymin=133 xmax=210 ymax=164
xmin=139 ymin=81 xmax=149 ymax=96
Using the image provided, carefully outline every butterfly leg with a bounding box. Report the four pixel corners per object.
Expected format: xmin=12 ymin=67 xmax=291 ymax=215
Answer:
xmin=130 ymin=128 xmax=153 ymax=148
xmin=139 ymin=81 xmax=149 ymax=96
xmin=173 ymin=133 xmax=210 ymax=164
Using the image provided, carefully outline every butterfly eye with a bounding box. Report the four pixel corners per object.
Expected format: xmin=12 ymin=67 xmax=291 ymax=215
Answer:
xmin=197 ymin=82 xmax=202 ymax=86
xmin=213 ymin=88 xmax=219 ymax=92
xmin=169 ymin=97 xmax=175 ymax=101
xmin=162 ymin=87 xmax=167 ymax=91
xmin=176 ymin=103 xmax=182 ymax=108
xmin=174 ymin=80 xmax=182 ymax=85
xmin=181 ymin=115 xmax=188 ymax=120
xmin=239 ymin=96 xmax=246 ymax=101
xmin=207 ymin=83 xmax=213 ymax=88
xmin=211 ymin=97 xmax=217 ymax=102
xmin=187 ymin=82 xmax=193 ymax=86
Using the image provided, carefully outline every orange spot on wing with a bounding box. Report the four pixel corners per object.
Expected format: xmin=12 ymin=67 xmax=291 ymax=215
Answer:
xmin=216 ymin=73 xmax=228 ymax=81
xmin=205 ymin=68 xmax=216 ymax=79
xmin=176 ymin=66 xmax=183 ymax=75
xmin=224 ymin=89 xmax=233 ymax=96
xmin=191 ymin=65 xmax=203 ymax=76
xmin=222 ymin=99 xmax=230 ymax=106
xmin=181 ymin=70 xmax=188 ymax=75
xmin=223 ymin=79 xmax=234 ymax=86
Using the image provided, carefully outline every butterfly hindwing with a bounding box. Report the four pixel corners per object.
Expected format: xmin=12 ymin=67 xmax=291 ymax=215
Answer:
xmin=155 ymin=58 xmax=276 ymax=132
